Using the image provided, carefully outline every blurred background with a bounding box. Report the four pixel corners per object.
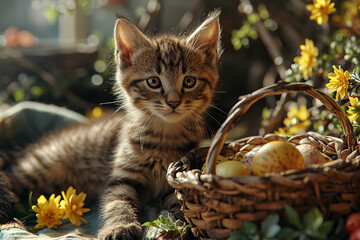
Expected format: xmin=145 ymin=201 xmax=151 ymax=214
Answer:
xmin=0 ymin=0 xmax=332 ymax=139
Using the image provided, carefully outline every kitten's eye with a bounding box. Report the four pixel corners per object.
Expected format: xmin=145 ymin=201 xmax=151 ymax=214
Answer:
xmin=183 ymin=76 xmax=196 ymax=88
xmin=147 ymin=77 xmax=161 ymax=89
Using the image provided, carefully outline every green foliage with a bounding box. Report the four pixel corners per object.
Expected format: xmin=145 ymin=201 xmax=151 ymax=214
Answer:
xmin=33 ymin=0 xmax=93 ymax=24
xmin=231 ymin=4 xmax=274 ymax=50
xmin=14 ymin=192 xmax=36 ymax=222
xmin=142 ymin=214 xmax=191 ymax=239
xmin=228 ymin=205 xmax=343 ymax=240
xmin=228 ymin=221 xmax=260 ymax=240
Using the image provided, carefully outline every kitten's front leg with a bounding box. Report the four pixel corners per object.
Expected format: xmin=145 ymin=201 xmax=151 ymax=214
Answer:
xmin=98 ymin=182 xmax=142 ymax=240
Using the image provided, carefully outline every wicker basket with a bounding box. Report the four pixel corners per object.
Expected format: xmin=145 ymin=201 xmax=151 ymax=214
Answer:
xmin=167 ymin=81 xmax=360 ymax=240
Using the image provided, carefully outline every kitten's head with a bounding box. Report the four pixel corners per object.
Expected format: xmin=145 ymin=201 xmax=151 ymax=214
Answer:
xmin=113 ymin=10 xmax=221 ymax=124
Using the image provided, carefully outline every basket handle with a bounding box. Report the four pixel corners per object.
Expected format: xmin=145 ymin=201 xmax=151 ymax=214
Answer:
xmin=205 ymin=81 xmax=356 ymax=174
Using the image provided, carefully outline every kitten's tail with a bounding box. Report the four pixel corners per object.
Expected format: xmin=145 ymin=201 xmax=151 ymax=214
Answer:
xmin=0 ymin=151 xmax=20 ymax=224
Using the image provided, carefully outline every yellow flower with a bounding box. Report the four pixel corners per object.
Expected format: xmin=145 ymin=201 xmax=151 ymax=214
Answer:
xmin=286 ymin=105 xmax=310 ymax=122
xmin=340 ymin=0 xmax=360 ymax=25
xmin=274 ymin=127 xmax=287 ymax=135
xmin=347 ymin=97 xmax=360 ymax=123
xmin=60 ymin=186 xmax=90 ymax=227
xmin=293 ymin=39 xmax=319 ymax=79
xmin=306 ymin=0 xmax=336 ymax=25
xmin=326 ymin=65 xmax=350 ymax=100
xmin=332 ymin=0 xmax=360 ymax=28
xmin=287 ymin=121 xmax=311 ymax=135
xmin=274 ymin=105 xmax=311 ymax=135
xmin=32 ymin=194 xmax=64 ymax=230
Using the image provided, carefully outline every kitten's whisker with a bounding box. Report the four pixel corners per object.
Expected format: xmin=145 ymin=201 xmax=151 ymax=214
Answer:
xmin=100 ymin=103 xmax=129 ymax=129
xmin=106 ymin=107 xmax=134 ymax=132
xmin=204 ymin=111 xmax=223 ymax=127
xmin=120 ymin=108 xmax=152 ymax=141
xmin=114 ymin=110 xmax=143 ymax=139
xmin=185 ymin=110 xmax=204 ymax=142
xmin=208 ymin=104 xmax=227 ymax=116
xmin=99 ymin=100 xmax=122 ymax=105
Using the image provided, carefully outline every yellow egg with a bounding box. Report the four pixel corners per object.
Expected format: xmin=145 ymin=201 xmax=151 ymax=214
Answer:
xmin=216 ymin=161 xmax=252 ymax=177
xmin=253 ymin=141 xmax=305 ymax=176
xmin=201 ymin=155 xmax=227 ymax=172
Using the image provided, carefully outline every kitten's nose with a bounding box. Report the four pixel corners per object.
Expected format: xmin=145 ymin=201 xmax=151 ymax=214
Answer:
xmin=166 ymin=100 xmax=181 ymax=109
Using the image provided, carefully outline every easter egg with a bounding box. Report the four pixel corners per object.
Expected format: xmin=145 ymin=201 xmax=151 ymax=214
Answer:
xmin=296 ymin=144 xmax=331 ymax=167
xmin=240 ymin=148 xmax=259 ymax=171
xmin=216 ymin=161 xmax=251 ymax=177
xmin=201 ymin=155 xmax=227 ymax=172
xmin=252 ymin=141 xmax=305 ymax=176
xmin=18 ymin=30 xmax=35 ymax=47
xmin=4 ymin=27 xmax=19 ymax=47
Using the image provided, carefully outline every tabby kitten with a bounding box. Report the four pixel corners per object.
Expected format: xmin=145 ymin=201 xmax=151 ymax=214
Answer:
xmin=0 ymin=10 xmax=221 ymax=240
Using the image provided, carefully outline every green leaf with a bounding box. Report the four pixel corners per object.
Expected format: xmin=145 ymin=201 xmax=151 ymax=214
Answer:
xmin=262 ymin=107 xmax=270 ymax=120
xmin=28 ymin=192 xmax=34 ymax=210
xmin=242 ymin=221 xmax=259 ymax=236
xmin=232 ymin=37 xmax=242 ymax=50
xmin=264 ymin=225 xmax=281 ymax=239
xmin=228 ymin=221 xmax=260 ymax=240
xmin=160 ymin=224 xmax=172 ymax=231
xmin=20 ymin=213 xmax=36 ymax=221
xmin=285 ymin=205 xmax=303 ymax=229
xmin=14 ymin=203 xmax=27 ymax=217
xmin=329 ymin=218 xmax=347 ymax=240
xmin=154 ymin=219 xmax=162 ymax=226
xmin=276 ymin=227 xmax=301 ymax=239
xmin=45 ymin=4 xmax=59 ymax=24
xmin=159 ymin=215 xmax=168 ymax=224
xmin=31 ymin=86 xmax=43 ymax=98
xmin=306 ymin=229 xmax=328 ymax=240
xmin=78 ymin=0 xmax=91 ymax=8
xmin=13 ymin=88 xmax=24 ymax=102
xmin=304 ymin=207 xmax=323 ymax=231
xmin=167 ymin=214 xmax=180 ymax=233
xmin=353 ymin=67 xmax=359 ymax=76
xmin=142 ymin=222 xmax=158 ymax=227
xmin=258 ymin=4 xmax=270 ymax=19
xmin=299 ymin=233 xmax=310 ymax=240
xmin=167 ymin=214 xmax=174 ymax=226
xmin=249 ymin=29 xmax=258 ymax=40
xmin=261 ymin=214 xmax=281 ymax=238
xmin=247 ymin=13 xmax=260 ymax=24
xmin=318 ymin=220 xmax=334 ymax=235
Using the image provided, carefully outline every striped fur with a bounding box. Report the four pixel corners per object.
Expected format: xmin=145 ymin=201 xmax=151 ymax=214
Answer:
xmin=0 ymin=10 xmax=221 ymax=240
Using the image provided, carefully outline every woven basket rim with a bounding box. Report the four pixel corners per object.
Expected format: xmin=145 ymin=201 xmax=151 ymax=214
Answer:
xmin=167 ymin=135 xmax=360 ymax=191
xmin=204 ymin=81 xmax=356 ymax=174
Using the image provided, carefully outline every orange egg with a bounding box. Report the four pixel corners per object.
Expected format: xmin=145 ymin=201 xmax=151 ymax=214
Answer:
xmin=18 ymin=30 xmax=35 ymax=47
xmin=4 ymin=26 xmax=19 ymax=47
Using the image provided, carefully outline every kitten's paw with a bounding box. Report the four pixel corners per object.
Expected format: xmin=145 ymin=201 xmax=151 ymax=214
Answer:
xmin=98 ymin=223 xmax=142 ymax=240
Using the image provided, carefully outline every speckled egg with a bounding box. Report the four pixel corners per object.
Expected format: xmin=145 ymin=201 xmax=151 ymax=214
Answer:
xmin=296 ymin=144 xmax=331 ymax=167
xmin=240 ymin=148 xmax=259 ymax=171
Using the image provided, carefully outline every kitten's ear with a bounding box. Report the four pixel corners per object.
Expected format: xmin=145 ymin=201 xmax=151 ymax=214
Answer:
xmin=114 ymin=17 xmax=151 ymax=67
xmin=187 ymin=10 xmax=221 ymax=57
